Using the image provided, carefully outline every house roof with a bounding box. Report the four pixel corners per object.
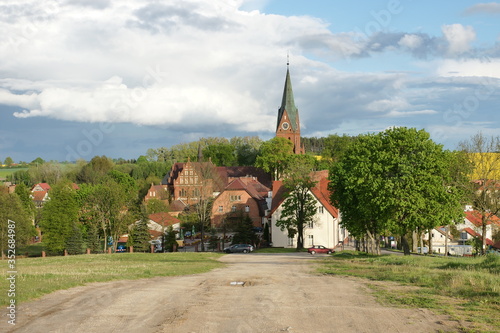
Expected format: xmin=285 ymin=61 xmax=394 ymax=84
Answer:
xmin=32 ymin=183 xmax=51 ymax=191
xmin=465 ymin=210 xmax=500 ymax=227
xmin=148 ymin=212 xmax=181 ymax=227
xmin=169 ymin=199 xmax=187 ymax=212
xmin=32 ymin=190 xmax=48 ymax=202
xmin=462 ymin=227 xmax=494 ymax=246
xmin=269 ymin=171 xmax=339 ymax=219
xmin=224 ymin=177 xmax=270 ymax=201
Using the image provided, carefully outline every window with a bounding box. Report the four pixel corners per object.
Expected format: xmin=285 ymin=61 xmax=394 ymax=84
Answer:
xmin=230 ymin=195 xmax=241 ymax=202
xmin=318 ymin=206 xmax=324 ymax=214
xmin=179 ymin=189 xmax=186 ymax=197
xmin=308 ymin=221 xmax=314 ymax=228
xmin=287 ymin=237 xmax=294 ymax=247
xmin=218 ymin=206 xmax=223 ymax=213
xmin=245 ymin=205 xmax=250 ymax=213
xmin=231 ymin=205 xmax=237 ymax=212
xmin=308 ymin=235 xmax=314 ymax=246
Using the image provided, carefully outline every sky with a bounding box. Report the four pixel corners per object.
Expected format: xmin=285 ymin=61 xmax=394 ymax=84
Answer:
xmin=0 ymin=0 xmax=499 ymax=162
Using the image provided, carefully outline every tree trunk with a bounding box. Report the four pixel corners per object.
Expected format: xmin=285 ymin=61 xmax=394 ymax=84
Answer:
xmin=401 ymin=234 xmax=411 ymax=255
xmin=412 ymin=230 xmax=418 ymax=253
xmin=482 ymin=221 xmax=487 ymax=255
xmin=428 ymin=229 xmax=433 ymax=255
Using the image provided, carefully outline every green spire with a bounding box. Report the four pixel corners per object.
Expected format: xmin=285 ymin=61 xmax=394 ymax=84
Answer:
xmin=277 ymin=67 xmax=299 ymax=131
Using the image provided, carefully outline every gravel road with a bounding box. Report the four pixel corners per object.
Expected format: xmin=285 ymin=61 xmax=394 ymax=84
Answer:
xmin=2 ymin=253 xmax=460 ymax=333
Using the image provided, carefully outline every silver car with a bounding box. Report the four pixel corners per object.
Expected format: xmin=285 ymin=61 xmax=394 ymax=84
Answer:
xmin=224 ymin=244 xmax=254 ymax=253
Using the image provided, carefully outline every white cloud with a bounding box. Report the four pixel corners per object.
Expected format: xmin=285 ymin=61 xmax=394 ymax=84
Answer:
xmin=398 ymin=34 xmax=423 ymax=49
xmin=441 ymin=24 xmax=476 ymax=56
xmin=437 ymin=59 xmax=500 ymax=78
xmin=463 ymin=3 xmax=500 ymax=15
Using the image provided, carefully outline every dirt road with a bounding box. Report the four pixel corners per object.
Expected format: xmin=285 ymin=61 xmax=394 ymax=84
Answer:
xmin=3 ymin=253 xmax=459 ymax=333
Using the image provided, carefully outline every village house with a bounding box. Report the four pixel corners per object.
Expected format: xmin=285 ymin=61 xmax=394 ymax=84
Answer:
xmin=269 ymin=170 xmax=347 ymax=249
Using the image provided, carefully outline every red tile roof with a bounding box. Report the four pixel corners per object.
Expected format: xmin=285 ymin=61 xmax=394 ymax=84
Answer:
xmin=148 ymin=212 xmax=181 ymax=227
xmin=269 ymin=171 xmax=339 ymax=219
xmin=32 ymin=183 xmax=51 ymax=191
xmin=32 ymin=191 xmax=48 ymax=202
xmin=465 ymin=210 xmax=500 ymax=227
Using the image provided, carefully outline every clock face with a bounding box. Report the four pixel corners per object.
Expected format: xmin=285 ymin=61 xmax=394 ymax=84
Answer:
xmin=281 ymin=122 xmax=290 ymax=130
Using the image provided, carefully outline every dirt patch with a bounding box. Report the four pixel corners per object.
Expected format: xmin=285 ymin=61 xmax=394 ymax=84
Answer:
xmin=1 ymin=253 xmax=462 ymax=333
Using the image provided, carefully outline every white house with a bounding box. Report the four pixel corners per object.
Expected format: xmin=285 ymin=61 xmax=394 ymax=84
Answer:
xmin=455 ymin=206 xmax=500 ymax=248
xmin=268 ymin=170 xmax=347 ymax=249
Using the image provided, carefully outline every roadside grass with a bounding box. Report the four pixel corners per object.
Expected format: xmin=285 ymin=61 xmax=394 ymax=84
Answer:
xmin=1 ymin=252 xmax=224 ymax=306
xmin=317 ymin=251 xmax=500 ymax=333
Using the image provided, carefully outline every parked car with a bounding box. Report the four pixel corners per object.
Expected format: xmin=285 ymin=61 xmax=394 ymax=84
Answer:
xmin=224 ymin=244 xmax=254 ymax=253
xmin=116 ymin=244 xmax=127 ymax=253
xmin=307 ymin=245 xmax=334 ymax=255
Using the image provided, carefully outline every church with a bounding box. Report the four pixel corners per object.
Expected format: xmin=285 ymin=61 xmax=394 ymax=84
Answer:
xmin=147 ymin=64 xmax=346 ymax=248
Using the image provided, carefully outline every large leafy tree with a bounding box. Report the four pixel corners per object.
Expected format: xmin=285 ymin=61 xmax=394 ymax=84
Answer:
xmin=330 ymin=127 xmax=464 ymax=255
xmin=255 ymin=137 xmax=294 ymax=180
xmin=40 ymin=182 xmax=80 ymax=255
xmin=276 ymin=157 xmax=317 ymax=250
xmin=460 ymin=133 xmax=500 ymax=254
xmin=0 ymin=189 xmax=36 ymax=255
xmin=202 ymin=143 xmax=236 ymax=166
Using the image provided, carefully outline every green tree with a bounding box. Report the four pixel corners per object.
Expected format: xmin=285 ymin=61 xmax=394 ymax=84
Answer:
xmin=77 ymin=155 xmax=114 ymax=184
xmin=14 ymin=182 xmax=35 ymax=219
xmin=146 ymin=198 xmax=170 ymax=214
xmin=81 ymin=179 xmax=133 ymax=252
xmin=330 ymin=128 xmax=464 ymax=255
xmin=276 ymin=158 xmax=318 ymax=250
xmin=40 ymin=182 xmax=80 ymax=255
xmin=232 ymin=214 xmax=255 ymax=245
xmin=65 ymin=223 xmax=84 ymax=255
xmin=0 ymin=190 xmax=36 ymax=255
xmin=255 ymin=137 xmax=294 ymax=180
xmin=202 ymin=143 xmax=236 ymax=166
xmin=130 ymin=214 xmax=151 ymax=252
xmin=4 ymin=156 xmax=14 ymax=167
xmin=164 ymin=226 xmax=177 ymax=252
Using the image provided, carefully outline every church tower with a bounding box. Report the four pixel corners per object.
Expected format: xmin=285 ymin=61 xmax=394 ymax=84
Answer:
xmin=276 ymin=64 xmax=305 ymax=154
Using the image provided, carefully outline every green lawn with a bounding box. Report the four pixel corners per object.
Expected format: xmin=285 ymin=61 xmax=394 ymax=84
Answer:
xmin=1 ymin=252 xmax=224 ymax=305
xmin=0 ymin=167 xmax=28 ymax=179
xmin=317 ymin=251 xmax=500 ymax=333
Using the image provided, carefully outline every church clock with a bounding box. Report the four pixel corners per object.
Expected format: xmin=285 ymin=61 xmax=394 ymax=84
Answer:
xmin=281 ymin=122 xmax=290 ymax=130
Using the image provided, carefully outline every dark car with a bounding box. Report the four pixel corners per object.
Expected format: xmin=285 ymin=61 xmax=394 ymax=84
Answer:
xmin=307 ymin=245 xmax=334 ymax=255
xmin=224 ymin=244 xmax=254 ymax=253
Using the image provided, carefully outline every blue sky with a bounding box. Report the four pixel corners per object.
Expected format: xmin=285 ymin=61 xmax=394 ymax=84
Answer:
xmin=0 ymin=0 xmax=499 ymax=162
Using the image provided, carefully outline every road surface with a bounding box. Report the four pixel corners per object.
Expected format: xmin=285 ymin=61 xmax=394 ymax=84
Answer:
xmin=2 ymin=253 xmax=460 ymax=333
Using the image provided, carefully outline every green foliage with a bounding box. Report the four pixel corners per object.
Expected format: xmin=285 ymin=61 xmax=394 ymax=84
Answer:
xmin=14 ymin=182 xmax=35 ymax=219
xmin=145 ymin=198 xmax=170 ymax=214
xmin=276 ymin=158 xmax=317 ymax=250
xmin=208 ymin=228 xmax=219 ymax=251
xmin=65 ymin=223 xmax=84 ymax=255
xmin=232 ymin=214 xmax=255 ymax=245
xmin=77 ymin=155 xmax=114 ymax=184
xmin=4 ymin=156 xmax=14 ymax=166
xmin=164 ymin=226 xmax=177 ymax=252
xmin=6 ymin=169 xmax=32 ymax=186
xmin=130 ymin=217 xmax=151 ymax=252
xmin=330 ymin=128 xmax=464 ymax=255
xmin=255 ymin=137 xmax=294 ymax=180
xmin=40 ymin=182 xmax=80 ymax=255
xmin=0 ymin=190 xmax=36 ymax=254
xmin=202 ymin=143 xmax=237 ymax=166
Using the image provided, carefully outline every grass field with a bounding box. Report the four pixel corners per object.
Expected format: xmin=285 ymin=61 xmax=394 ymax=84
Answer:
xmin=0 ymin=167 xmax=28 ymax=179
xmin=318 ymin=251 xmax=500 ymax=333
xmin=1 ymin=252 xmax=224 ymax=305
